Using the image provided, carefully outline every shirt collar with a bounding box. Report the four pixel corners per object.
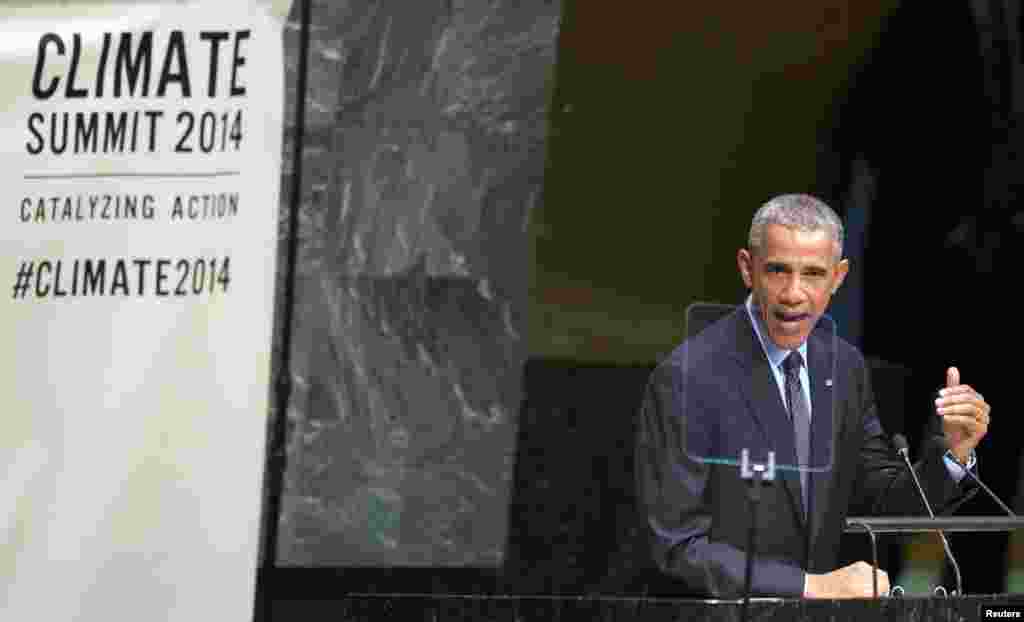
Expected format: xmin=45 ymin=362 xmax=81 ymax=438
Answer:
xmin=744 ymin=294 xmax=808 ymax=371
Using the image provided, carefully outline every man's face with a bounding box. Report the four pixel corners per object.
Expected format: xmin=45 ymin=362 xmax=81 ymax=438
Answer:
xmin=737 ymin=223 xmax=849 ymax=350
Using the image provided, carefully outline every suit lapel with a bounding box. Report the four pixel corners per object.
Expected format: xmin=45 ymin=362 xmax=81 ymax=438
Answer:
xmin=807 ymin=324 xmax=837 ymax=557
xmin=731 ymin=309 xmax=806 ymax=526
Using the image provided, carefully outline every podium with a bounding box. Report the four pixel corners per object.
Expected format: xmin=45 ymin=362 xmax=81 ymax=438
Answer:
xmin=844 ymin=516 xmax=1024 ymax=598
xmin=261 ymin=517 xmax=1024 ymax=620
xmin=846 ymin=516 xmax=1024 ymax=534
xmin=270 ymin=593 xmax=1024 ymax=622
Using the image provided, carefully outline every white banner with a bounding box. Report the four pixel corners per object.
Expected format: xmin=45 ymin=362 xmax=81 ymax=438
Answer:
xmin=0 ymin=1 xmax=292 ymax=619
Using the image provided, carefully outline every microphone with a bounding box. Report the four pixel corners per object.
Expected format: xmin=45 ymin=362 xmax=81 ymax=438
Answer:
xmin=960 ymin=465 xmax=1016 ymax=516
xmin=937 ymin=438 xmax=1017 ymax=517
xmin=892 ymin=433 xmax=964 ymax=597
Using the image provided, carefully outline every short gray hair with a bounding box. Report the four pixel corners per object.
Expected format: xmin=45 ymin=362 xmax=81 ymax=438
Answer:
xmin=748 ymin=194 xmax=844 ymax=261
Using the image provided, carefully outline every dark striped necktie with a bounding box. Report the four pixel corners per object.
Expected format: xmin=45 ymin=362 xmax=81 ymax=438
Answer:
xmin=783 ymin=351 xmax=810 ymax=514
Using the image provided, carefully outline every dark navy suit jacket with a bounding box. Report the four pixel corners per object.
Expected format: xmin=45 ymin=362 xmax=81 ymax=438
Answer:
xmin=636 ymin=306 xmax=975 ymax=596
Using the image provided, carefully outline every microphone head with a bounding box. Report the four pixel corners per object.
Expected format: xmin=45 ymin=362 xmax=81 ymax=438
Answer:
xmin=892 ymin=433 xmax=910 ymax=453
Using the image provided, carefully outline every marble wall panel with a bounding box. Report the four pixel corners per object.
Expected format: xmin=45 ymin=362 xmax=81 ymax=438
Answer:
xmin=272 ymin=0 xmax=561 ymax=566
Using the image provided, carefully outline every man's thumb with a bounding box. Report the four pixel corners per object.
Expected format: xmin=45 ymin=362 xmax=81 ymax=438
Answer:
xmin=947 ymin=366 xmax=960 ymax=388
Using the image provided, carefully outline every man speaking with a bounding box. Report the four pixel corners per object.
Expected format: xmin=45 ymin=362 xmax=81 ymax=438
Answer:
xmin=636 ymin=194 xmax=990 ymax=597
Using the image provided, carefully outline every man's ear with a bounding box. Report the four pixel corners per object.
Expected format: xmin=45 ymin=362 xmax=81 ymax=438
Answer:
xmin=831 ymin=258 xmax=850 ymax=294
xmin=737 ymin=248 xmax=754 ymax=289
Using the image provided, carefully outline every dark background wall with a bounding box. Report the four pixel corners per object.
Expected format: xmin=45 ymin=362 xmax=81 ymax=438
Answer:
xmin=531 ymin=0 xmax=898 ymax=364
xmin=261 ymin=0 xmax=1023 ymax=602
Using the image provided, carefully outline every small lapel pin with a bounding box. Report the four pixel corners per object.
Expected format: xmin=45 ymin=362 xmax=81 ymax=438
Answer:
xmin=825 ymin=379 xmax=833 ymax=387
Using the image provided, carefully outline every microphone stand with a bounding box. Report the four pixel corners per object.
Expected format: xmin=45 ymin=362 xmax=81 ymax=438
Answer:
xmin=894 ymin=436 xmax=963 ymax=596
xmin=739 ymin=449 xmax=775 ymax=622
xmin=956 ymin=457 xmax=1017 ymax=517
xmin=847 ymin=519 xmax=881 ymax=598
